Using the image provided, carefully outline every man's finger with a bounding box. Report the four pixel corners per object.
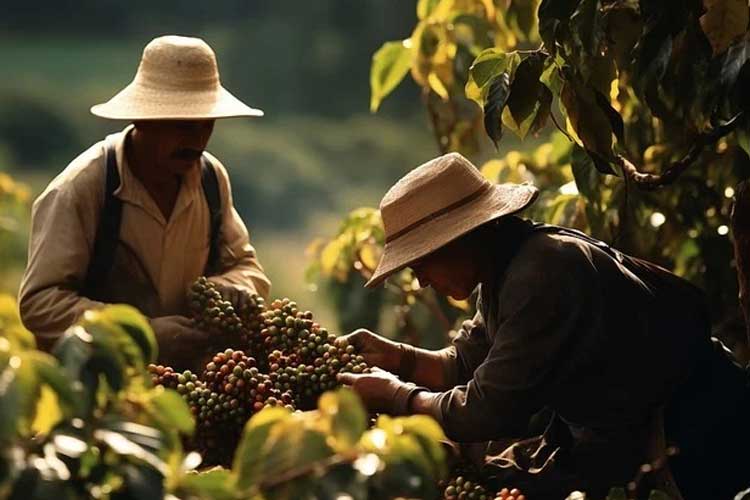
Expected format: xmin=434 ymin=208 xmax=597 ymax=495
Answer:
xmin=174 ymin=316 xmax=195 ymax=327
xmin=337 ymin=372 xmax=359 ymax=385
xmin=236 ymin=291 xmax=249 ymax=311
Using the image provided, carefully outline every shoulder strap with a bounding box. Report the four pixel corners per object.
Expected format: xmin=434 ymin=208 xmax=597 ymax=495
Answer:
xmin=83 ymin=136 xmax=123 ymax=298
xmin=201 ymin=155 xmax=222 ymax=275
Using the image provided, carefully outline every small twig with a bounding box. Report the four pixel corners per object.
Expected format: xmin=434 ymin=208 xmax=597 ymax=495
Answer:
xmin=549 ymin=111 xmax=574 ymax=142
xmin=615 ymin=112 xmax=744 ymax=191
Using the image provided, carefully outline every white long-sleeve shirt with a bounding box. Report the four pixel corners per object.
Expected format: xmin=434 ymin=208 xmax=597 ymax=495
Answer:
xmin=19 ymin=125 xmax=270 ymax=345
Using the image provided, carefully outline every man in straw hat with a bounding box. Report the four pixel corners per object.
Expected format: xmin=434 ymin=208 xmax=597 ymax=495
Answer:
xmin=338 ymin=152 xmax=749 ymax=498
xmin=18 ymin=35 xmax=270 ymax=371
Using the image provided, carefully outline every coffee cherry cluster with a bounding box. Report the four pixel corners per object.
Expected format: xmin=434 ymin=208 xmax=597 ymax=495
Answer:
xmin=165 ymin=280 xmax=377 ymax=463
xmin=258 ymin=299 xmax=370 ymax=409
xmin=236 ymin=293 xmax=266 ymax=350
xmin=200 ymin=349 xmax=294 ymax=419
xmin=442 ymin=477 xmax=525 ymax=500
xmin=149 ymin=349 xmax=295 ymax=466
xmin=147 ymin=364 xmax=181 ymax=390
xmin=188 ymin=277 xmax=244 ymax=336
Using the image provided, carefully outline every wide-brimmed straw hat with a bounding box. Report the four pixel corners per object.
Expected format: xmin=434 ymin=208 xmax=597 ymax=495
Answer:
xmin=365 ymin=152 xmax=539 ymax=288
xmin=91 ymin=35 xmax=263 ymax=120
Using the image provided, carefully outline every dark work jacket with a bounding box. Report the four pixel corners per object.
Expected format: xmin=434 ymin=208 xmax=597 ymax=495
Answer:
xmin=433 ymin=218 xmax=748 ymax=498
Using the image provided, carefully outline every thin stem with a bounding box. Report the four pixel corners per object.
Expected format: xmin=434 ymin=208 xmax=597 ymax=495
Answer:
xmin=615 ymin=112 xmax=744 ymax=190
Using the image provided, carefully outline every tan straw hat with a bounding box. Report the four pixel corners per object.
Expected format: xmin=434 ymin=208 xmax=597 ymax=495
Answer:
xmin=365 ymin=152 xmax=538 ymax=288
xmin=91 ymin=35 xmax=263 ymax=120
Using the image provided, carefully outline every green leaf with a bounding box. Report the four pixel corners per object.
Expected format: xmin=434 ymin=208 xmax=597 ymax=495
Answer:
xmin=96 ymin=305 xmax=158 ymax=364
xmin=466 ymin=49 xmax=521 ymax=104
xmin=484 ymin=72 xmax=513 ymax=148
xmin=505 ymin=52 xmax=553 ymax=139
xmin=29 ymin=350 xmax=78 ymax=416
xmin=94 ymin=429 xmax=167 ymax=475
xmin=318 ymin=388 xmax=367 ymax=451
xmin=80 ymin=308 xmax=150 ymax=373
xmin=541 ymin=58 xmax=565 ymax=96
xmin=260 ymin=422 xmax=333 ymax=486
xmin=634 ymin=29 xmax=673 ymax=119
xmin=571 ymin=145 xmax=600 ymax=201
xmin=233 ymin=406 xmax=291 ymax=490
xmin=119 ymin=463 xmax=164 ymax=500
xmin=700 ymin=0 xmax=749 ymax=56
xmin=148 ymin=387 xmax=195 ymax=435
xmin=180 ymin=468 xmax=236 ymax=500
xmin=602 ymin=3 xmax=642 ymax=70
xmin=593 ymin=90 xmax=624 ymax=143
xmin=570 ymin=0 xmax=600 ymax=51
xmin=0 ymin=352 xmax=41 ymax=438
xmin=370 ymin=40 xmax=413 ymax=112
xmin=394 ymin=415 xmax=446 ymax=478
xmin=560 ymin=71 xmax=615 ymax=165
xmin=538 ymin=0 xmax=581 ymax=50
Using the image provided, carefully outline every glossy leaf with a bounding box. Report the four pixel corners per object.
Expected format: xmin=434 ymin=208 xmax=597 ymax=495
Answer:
xmin=318 ymin=388 xmax=367 ymax=451
xmin=233 ymin=406 xmax=292 ymax=490
xmin=560 ymin=73 xmax=616 ymax=169
xmin=148 ymin=387 xmax=195 ymax=435
xmin=95 ymin=305 xmax=158 ymax=365
xmin=370 ymin=40 xmax=413 ymax=112
xmin=484 ymin=72 xmax=512 ymax=148
xmin=465 ymin=49 xmax=521 ymax=104
xmin=505 ymin=52 xmax=553 ymax=139
xmin=179 ymin=468 xmax=236 ymax=500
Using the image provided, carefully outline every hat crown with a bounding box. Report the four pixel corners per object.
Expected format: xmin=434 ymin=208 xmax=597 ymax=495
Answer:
xmin=380 ymin=152 xmax=489 ymax=239
xmin=135 ymin=35 xmax=220 ymax=92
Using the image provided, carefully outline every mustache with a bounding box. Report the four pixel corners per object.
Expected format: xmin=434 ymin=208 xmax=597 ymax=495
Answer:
xmin=171 ymin=148 xmax=203 ymax=160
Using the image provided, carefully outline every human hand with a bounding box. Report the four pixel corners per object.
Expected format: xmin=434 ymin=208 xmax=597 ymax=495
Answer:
xmin=335 ymin=329 xmax=407 ymax=373
xmin=211 ymin=283 xmax=255 ymax=311
xmin=150 ymin=315 xmax=214 ymax=371
xmin=337 ymin=367 xmax=423 ymax=415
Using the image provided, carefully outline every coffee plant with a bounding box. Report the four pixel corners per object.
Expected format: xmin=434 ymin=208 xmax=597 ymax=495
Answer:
xmin=0 ymin=295 xmax=456 ymax=499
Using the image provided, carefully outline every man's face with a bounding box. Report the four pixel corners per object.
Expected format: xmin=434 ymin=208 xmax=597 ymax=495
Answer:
xmin=134 ymin=120 xmax=215 ymax=176
xmin=410 ymin=237 xmax=479 ymax=300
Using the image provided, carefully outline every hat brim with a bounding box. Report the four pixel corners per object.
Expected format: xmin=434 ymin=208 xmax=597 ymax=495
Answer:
xmin=91 ymin=82 xmax=263 ymax=120
xmin=364 ymin=183 xmax=538 ymax=288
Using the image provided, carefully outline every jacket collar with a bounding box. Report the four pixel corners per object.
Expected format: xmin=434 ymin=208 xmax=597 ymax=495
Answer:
xmin=478 ymin=216 xmax=537 ymax=309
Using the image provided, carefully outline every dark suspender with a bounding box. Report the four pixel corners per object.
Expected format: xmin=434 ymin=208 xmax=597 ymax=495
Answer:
xmin=83 ymin=137 xmax=123 ymax=299
xmin=82 ymin=138 xmax=222 ymax=299
xmin=201 ymin=156 xmax=222 ymax=276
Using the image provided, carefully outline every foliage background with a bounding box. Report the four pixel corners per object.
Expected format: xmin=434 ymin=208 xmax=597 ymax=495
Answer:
xmin=1 ymin=1 xmax=749 ymax=361
xmin=0 ymin=1 xmax=449 ymax=329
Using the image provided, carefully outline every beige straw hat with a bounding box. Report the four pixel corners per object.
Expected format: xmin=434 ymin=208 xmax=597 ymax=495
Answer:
xmin=91 ymin=35 xmax=263 ymax=120
xmin=365 ymin=152 xmax=538 ymax=288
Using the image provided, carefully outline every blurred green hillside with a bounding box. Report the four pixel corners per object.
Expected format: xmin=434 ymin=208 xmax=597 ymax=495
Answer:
xmin=0 ymin=2 xmax=466 ymax=329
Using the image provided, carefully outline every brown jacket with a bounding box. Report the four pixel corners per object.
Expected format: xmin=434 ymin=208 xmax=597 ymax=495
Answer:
xmin=19 ymin=126 xmax=270 ymax=345
xmin=432 ymin=219 xmax=710 ymax=496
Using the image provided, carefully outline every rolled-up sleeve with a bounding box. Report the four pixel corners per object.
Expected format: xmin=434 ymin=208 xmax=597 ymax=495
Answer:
xmin=18 ymin=181 xmax=105 ymax=346
xmin=206 ymin=158 xmax=271 ymax=300
xmin=432 ymin=240 xmax=593 ymax=442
